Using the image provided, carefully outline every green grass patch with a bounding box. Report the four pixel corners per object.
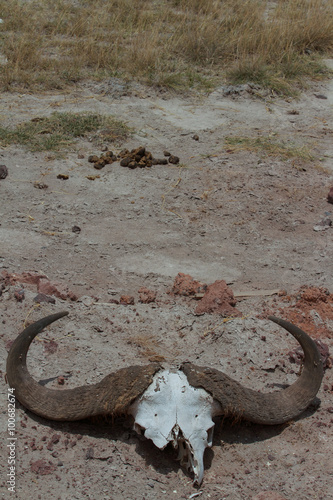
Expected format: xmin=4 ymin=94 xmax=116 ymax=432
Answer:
xmin=0 ymin=112 xmax=131 ymax=151
xmin=224 ymin=136 xmax=315 ymax=161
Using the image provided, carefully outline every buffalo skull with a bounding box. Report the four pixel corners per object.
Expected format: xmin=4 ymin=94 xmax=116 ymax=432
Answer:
xmin=6 ymin=312 xmax=323 ymax=485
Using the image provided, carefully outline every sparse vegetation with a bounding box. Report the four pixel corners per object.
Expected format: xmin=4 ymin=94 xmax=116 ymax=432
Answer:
xmin=224 ymin=136 xmax=314 ymax=161
xmin=0 ymin=112 xmax=130 ymax=151
xmin=0 ymin=0 xmax=332 ymax=94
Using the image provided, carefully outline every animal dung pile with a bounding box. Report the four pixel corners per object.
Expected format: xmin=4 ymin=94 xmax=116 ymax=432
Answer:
xmin=88 ymin=146 xmax=179 ymax=170
xmin=88 ymin=150 xmax=118 ymax=170
xmin=0 ymin=164 xmax=8 ymax=179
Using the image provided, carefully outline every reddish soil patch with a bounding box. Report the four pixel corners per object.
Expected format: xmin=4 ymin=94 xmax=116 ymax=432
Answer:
xmin=171 ymin=272 xmax=207 ymax=296
xmin=138 ymin=286 xmax=157 ymax=303
xmin=195 ymin=280 xmax=242 ymax=317
xmin=1 ymin=270 xmax=77 ymax=301
xmin=272 ymin=286 xmax=333 ymax=339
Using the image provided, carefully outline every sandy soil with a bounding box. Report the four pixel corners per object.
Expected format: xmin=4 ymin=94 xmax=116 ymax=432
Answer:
xmin=1 ymin=63 xmax=333 ymax=500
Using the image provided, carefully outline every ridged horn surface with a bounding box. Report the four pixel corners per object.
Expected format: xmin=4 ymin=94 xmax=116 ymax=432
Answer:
xmin=6 ymin=312 xmax=161 ymax=421
xmin=181 ymin=316 xmax=323 ymax=425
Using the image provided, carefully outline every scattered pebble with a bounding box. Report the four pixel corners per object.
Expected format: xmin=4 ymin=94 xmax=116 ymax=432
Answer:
xmin=14 ymin=288 xmax=25 ymax=302
xmin=33 ymin=293 xmax=56 ymax=304
xmin=313 ymin=216 xmax=332 ymax=231
xmin=327 ymin=187 xmax=333 ymax=204
xmin=138 ymin=286 xmax=157 ymax=303
xmin=57 ymin=174 xmax=69 ymax=180
xmin=120 ymin=295 xmax=135 ymax=305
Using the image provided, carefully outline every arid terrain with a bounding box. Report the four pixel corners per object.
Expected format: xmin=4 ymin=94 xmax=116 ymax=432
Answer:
xmin=1 ymin=62 xmax=333 ymax=500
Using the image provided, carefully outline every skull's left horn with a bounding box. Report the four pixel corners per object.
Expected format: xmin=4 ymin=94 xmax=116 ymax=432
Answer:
xmin=182 ymin=316 xmax=323 ymax=425
xmin=6 ymin=312 xmax=160 ymax=421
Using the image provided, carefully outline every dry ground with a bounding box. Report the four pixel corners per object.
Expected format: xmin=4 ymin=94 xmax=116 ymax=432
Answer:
xmin=0 ymin=65 xmax=333 ymax=499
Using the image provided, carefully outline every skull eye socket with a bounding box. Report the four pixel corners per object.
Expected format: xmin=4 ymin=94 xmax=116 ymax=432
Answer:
xmin=134 ymin=423 xmax=146 ymax=436
xmin=207 ymin=425 xmax=214 ymax=447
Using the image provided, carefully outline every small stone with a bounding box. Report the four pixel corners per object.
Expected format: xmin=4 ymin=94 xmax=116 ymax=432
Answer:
xmin=57 ymin=376 xmax=65 ymax=385
xmin=192 ymin=134 xmax=199 ymax=141
xmin=138 ymin=287 xmax=157 ymax=304
xmin=0 ymin=164 xmax=8 ymax=179
xmin=14 ymin=288 xmax=25 ymax=302
xmin=72 ymin=225 xmax=81 ymax=233
xmin=120 ymin=295 xmax=135 ymax=305
xmin=313 ymin=217 xmax=332 ymax=231
xmin=57 ymin=174 xmax=69 ymax=180
xmin=33 ymin=293 xmax=56 ymax=304
xmin=163 ymin=151 xmax=171 ymax=157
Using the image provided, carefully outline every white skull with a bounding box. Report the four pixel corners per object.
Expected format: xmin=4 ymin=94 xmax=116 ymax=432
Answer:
xmin=129 ymin=370 xmax=221 ymax=485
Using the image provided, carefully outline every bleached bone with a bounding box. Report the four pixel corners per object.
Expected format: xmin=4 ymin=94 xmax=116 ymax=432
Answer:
xmin=130 ymin=370 xmax=222 ymax=484
xmin=6 ymin=312 xmax=323 ymax=485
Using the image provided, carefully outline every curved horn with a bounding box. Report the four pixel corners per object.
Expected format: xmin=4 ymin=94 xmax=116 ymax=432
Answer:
xmin=6 ymin=312 xmax=161 ymax=421
xmin=181 ymin=316 xmax=323 ymax=425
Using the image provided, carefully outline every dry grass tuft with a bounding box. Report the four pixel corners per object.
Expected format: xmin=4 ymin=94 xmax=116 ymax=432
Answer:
xmin=0 ymin=0 xmax=332 ymax=94
xmin=224 ymin=135 xmax=315 ymax=161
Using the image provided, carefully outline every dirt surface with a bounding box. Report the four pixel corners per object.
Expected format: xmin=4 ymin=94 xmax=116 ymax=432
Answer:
xmin=1 ymin=63 xmax=333 ymax=500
